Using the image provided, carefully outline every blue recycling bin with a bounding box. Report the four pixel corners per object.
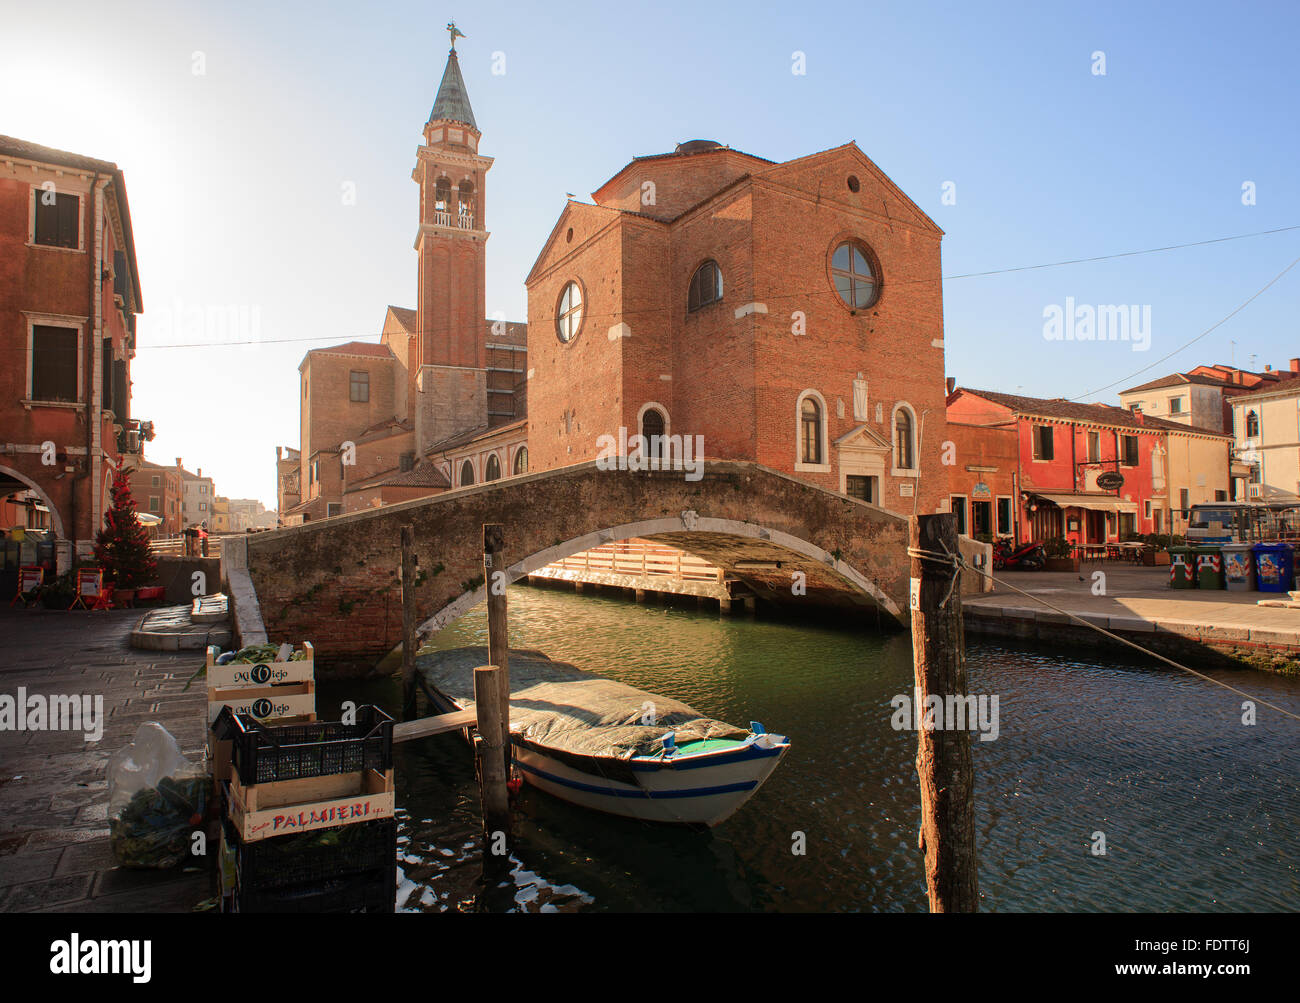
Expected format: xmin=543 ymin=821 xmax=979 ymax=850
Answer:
xmin=1252 ymin=542 xmax=1294 ymax=593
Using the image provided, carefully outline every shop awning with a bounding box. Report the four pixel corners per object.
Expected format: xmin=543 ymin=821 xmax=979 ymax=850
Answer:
xmin=1035 ymin=492 xmax=1138 ymax=513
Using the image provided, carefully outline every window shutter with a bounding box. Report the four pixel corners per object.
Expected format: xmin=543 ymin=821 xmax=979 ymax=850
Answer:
xmin=34 ymin=193 xmax=55 ymax=244
xmin=102 ymin=338 xmax=114 ymax=413
xmin=57 ymin=194 xmax=78 ymax=248
xmin=113 ymin=360 xmax=128 ymax=421
xmin=113 ymin=250 xmax=127 ymax=298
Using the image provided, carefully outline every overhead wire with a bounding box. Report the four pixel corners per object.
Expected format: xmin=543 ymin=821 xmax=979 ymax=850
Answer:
xmin=141 ymin=223 xmax=1300 ymax=349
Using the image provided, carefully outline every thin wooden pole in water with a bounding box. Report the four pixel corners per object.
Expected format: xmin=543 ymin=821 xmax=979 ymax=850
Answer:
xmin=473 ymin=664 xmax=511 ymax=859
xmin=400 ymin=525 xmax=418 ymax=719
xmin=482 ymin=524 xmax=510 ymax=773
xmin=909 ymin=513 xmax=979 ymax=912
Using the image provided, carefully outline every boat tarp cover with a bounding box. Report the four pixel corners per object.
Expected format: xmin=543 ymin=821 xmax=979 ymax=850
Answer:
xmin=417 ymin=646 xmax=749 ymax=760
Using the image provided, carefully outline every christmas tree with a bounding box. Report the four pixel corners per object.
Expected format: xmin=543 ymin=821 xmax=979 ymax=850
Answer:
xmin=94 ymin=468 xmax=158 ymax=589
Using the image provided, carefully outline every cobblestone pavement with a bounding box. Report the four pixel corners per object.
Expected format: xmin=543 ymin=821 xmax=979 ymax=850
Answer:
xmin=971 ymin=566 xmax=1300 ymax=638
xmin=0 ymin=607 xmax=210 ymax=912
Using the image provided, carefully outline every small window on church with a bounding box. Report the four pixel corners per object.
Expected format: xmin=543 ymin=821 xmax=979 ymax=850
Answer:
xmin=557 ymin=281 xmax=583 ymax=343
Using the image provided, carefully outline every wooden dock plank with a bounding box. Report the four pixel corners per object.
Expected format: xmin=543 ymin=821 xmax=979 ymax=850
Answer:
xmin=392 ymin=708 xmax=477 ymax=743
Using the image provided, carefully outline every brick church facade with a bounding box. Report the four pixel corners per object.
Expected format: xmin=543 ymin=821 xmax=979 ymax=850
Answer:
xmin=524 ymin=139 xmax=948 ymax=518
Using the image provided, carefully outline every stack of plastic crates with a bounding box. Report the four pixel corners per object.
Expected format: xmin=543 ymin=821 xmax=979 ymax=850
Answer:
xmin=212 ymin=705 xmax=396 ymax=913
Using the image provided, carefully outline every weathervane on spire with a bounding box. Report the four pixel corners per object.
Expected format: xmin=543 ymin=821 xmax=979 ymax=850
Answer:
xmin=447 ymin=20 xmax=465 ymax=53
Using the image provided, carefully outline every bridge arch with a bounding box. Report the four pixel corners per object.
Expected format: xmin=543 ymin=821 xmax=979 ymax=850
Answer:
xmin=419 ymin=514 xmax=903 ymax=636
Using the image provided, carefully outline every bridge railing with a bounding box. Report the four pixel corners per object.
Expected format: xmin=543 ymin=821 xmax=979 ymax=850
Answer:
xmin=553 ymin=539 xmax=724 ymax=582
xmin=149 ymin=536 xmax=225 ymax=558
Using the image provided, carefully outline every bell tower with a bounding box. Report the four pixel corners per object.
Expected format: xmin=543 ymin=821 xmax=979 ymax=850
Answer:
xmin=412 ymin=22 xmax=493 ymax=454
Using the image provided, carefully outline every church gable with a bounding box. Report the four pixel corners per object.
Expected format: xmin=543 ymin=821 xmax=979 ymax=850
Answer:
xmin=835 ymin=424 xmax=891 ymax=452
xmin=756 ymin=144 xmax=941 ymax=235
xmin=525 ymin=201 xmax=629 ymax=286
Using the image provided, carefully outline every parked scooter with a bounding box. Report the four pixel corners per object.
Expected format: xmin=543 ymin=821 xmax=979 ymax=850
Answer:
xmin=993 ymin=538 xmax=1045 ymax=571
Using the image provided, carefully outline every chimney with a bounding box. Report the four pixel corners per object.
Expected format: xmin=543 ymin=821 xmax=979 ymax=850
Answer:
xmin=197 ymin=468 xmax=202 ymax=478
xmin=945 ymin=377 xmax=956 ymax=395
xmin=1291 ymin=358 xmax=1299 ymax=373
xmin=175 ymin=457 xmax=182 ymax=469
xmin=1265 ymin=364 xmax=1272 ymax=372
xmin=1134 ymin=409 xmax=1145 ymax=425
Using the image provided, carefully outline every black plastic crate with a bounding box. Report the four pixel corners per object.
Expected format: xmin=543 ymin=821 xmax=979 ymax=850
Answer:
xmin=235 ymin=862 xmax=396 ymax=914
xmin=225 ymin=816 xmax=397 ymax=892
xmin=212 ymin=704 xmax=393 ymax=784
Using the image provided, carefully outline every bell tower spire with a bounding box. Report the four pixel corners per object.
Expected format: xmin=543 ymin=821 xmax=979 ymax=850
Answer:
xmin=411 ymin=24 xmax=493 ymax=455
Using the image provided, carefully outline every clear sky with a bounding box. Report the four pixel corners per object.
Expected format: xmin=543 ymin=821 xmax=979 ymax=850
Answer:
xmin=3 ymin=0 xmax=1297 ymax=508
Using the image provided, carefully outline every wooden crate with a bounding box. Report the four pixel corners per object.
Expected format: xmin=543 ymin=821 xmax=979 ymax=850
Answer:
xmin=205 ymin=643 xmax=315 ymax=689
xmin=207 ymin=680 xmax=316 ymax=725
xmin=226 ymin=765 xmax=395 ymax=843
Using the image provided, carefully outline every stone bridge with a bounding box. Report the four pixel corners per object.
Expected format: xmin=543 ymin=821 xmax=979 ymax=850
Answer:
xmin=239 ymin=460 xmax=926 ymax=677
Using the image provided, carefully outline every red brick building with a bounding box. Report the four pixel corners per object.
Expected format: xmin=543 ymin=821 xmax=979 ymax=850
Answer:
xmin=943 ymin=396 xmax=1019 ymax=540
xmin=947 ymin=387 xmax=1230 ymax=546
xmin=128 ymin=460 xmax=183 ymax=538
xmin=523 ymin=139 xmax=947 ymax=516
xmin=0 ymin=135 xmax=144 ymax=569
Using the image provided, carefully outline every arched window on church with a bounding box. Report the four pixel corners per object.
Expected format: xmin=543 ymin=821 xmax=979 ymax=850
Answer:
xmin=894 ymin=406 xmax=916 ymax=470
xmin=1246 ymin=410 xmax=1260 ymax=438
xmin=484 ymin=454 xmax=501 ymax=482
xmin=457 ymin=180 xmax=475 ymax=227
xmin=434 ymin=177 xmax=451 ymax=224
xmin=641 ymin=408 xmax=666 ymax=460
xmin=513 ymin=447 xmax=528 ymax=475
xmin=801 ymin=397 xmax=822 ymax=465
xmin=688 ymin=260 xmax=723 ymax=312
xmin=460 ymin=460 xmax=474 ymax=487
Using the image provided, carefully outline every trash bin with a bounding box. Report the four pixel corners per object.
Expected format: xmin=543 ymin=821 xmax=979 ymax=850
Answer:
xmin=1252 ymin=542 xmax=1295 ymax=593
xmin=1193 ymin=545 xmax=1224 ymax=590
xmin=1169 ymin=545 xmax=1197 ymax=588
xmin=1222 ymin=543 xmax=1256 ymax=591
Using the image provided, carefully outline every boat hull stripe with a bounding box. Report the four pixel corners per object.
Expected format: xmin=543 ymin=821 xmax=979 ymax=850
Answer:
xmin=515 ymin=759 xmax=759 ymax=799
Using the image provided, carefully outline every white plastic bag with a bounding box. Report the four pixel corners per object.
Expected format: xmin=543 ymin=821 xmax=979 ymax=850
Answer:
xmin=108 ymin=722 xmax=209 ymax=868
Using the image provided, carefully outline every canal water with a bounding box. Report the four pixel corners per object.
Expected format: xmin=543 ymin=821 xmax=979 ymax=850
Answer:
xmin=318 ymin=585 xmax=1300 ymax=912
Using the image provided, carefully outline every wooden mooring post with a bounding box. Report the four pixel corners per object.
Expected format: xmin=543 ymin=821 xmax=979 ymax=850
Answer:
xmin=482 ymin=524 xmax=511 ymax=775
xmin=909 ymin=514 xmax=979 ymax=912
xmin=400 ymin=525 xmax=419 ymax=719
xmin=473 ymin=664 xmax=510 ymax=863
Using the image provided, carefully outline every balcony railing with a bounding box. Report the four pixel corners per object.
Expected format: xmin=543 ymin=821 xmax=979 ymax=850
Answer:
xmin=433 ymin=209 xmax=475 ymax=230
xmin=116 ymin=418 xmax=153 ymax=459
